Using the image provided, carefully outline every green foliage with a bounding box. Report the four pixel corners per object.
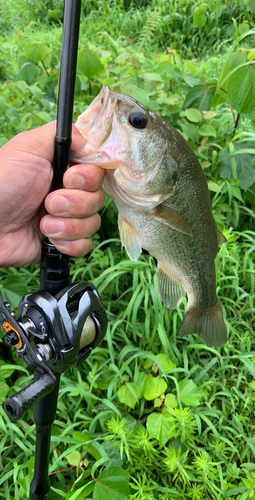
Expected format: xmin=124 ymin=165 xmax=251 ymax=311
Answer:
xmin=0 ymin=1 xmax=255 ymax=499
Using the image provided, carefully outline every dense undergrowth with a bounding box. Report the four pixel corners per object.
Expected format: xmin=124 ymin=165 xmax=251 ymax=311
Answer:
xmin=0 ymin=1 xmax=255 ymax=499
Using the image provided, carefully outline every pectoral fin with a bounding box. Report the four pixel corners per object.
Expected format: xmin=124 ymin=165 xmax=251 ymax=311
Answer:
xmin=157 ymin=263 xmax=185 ymax=309
xmin=118 ymin=214 xmax=142 ymax=261
xmin=149 ymin=204 xmax=192 ymax=236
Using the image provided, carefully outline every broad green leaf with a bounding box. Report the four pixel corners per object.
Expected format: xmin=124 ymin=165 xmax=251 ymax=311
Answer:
xmin=193 ymin=11 xmax=206 ymax=29
xmin=93 ymin=466 xmax=130 ymax=500
xmin=157 ymin=61 xmax=175 ymax=78
xmin=183 ymin=60 xmax=198 ymax=74
xmin=165 ymin=393 xmax=178 ymax=409
xmin=147 ymin=410 xmax=176 ymax=447
xmin=32 ymin=111 xmax=52 ymax=124
xmin=144 ymin=358 xmax=153 ymax=369
xmin=17 ymin=62 xmax=37 ymax=84
xmin=157 ymin=93 xmax=180 ymax=106
xmin=0 ymin=275 xmax=29 ymax=309
xmin=14 ymin=99 xmax=22 ymax=108
xmin=142 ymin=72 xmax=163 ymax=82
xmin=0 ymin=380 xmax=9 ymax=403
xmin=180 ymin=123 xmax=199 ymax=142
xmin=156 ymin=353 xmax=174 ymax=372
xmin=154 ymin=397 xmax=162 ymax=407
xmin=228 ymin=51 xmax=246 ymax=71
xmin=228 ymin=64 xmax=255 ymax=114
xmin=78 ymin=49 xmax=104 ymax=80
xmin=203 ymin=110 xmax=216 ymax=120
xmin=143 ymin=374 xmax=167 ymax=400
xmin=185 ymin=108 xmax=202 ymax=123
xmin=199 ymin=124 xmax=217 ymax=137
xmin=219 ymin=142 xmax=255 ymax=190
xmin=129 ymin=87 xmax=150 ymax=107
xmin=184 ymin=85 xmax=211 ymax=111
xmin=17 ymin=80 xmax=28 ymax=93
xmin=208 ymin=181 xmax=220 ymax=192
xmin=24 ymin=43 xmax=52 ymax=64
xmin=178 ymin=379 xmax=203 ymax=406
xmin=238 ymin=23 xmax=250 ymax=35
xmin=66 ymin=451 xmax=81 ymax=466
xmin=201 ymin=161 xmax=211 ymax=168
xmin=118 ymin=382 xmax=140 ymax=409
xmin=115 ymin=52 xmax=130 ymax=63
xmin=193 ymin=4 xmax=209 ymax=29
xmin=29 ymin=85 xmax=42 ymax=98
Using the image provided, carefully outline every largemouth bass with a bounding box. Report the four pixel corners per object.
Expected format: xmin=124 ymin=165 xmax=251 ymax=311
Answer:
xmin=73 ymin=86 xmax=227 ymax=347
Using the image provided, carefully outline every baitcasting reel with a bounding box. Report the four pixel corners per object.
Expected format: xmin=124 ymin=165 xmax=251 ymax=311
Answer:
xmin=0 ymin=281 xmax=107 ymax=421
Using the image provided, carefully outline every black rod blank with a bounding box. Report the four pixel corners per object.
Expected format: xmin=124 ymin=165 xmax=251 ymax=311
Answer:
xmin=31 ymin=2 xmax=82 ymax=499
xmin=40 ymin=0 xmax=81 ymax=293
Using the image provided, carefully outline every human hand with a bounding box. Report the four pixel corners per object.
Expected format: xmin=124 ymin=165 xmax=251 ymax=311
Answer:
xmin=0 ymin=121 xmax=105 ymax=267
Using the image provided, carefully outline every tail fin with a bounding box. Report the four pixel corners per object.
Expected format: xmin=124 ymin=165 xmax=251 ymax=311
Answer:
xmin=179 ymin=301 xmax=227 ymax=347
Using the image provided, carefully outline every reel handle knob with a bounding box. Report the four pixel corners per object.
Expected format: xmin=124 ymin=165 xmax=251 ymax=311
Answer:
xmin=4 ymin=373 xmax=56 ymax=421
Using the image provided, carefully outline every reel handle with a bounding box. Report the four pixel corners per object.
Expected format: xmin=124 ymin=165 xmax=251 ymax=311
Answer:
xmin=4 ymin=373 xmax=56 ymax=421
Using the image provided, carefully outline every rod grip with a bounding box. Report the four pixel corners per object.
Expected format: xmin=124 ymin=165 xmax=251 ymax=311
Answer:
xmin=4 ymin=374 xmax=56 ymax=421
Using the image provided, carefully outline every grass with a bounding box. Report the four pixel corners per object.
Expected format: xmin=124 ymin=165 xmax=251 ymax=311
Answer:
xmin=0 ymin=1 xmax=255 ymax=499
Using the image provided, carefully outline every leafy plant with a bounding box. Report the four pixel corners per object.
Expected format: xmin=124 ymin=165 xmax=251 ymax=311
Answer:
xmin=0 ymin=1 xmax=255 ymax=499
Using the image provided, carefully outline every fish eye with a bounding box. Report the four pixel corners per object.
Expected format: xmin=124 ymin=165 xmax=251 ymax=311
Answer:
xmin=129 ymin=111 xmax=148 ymax=129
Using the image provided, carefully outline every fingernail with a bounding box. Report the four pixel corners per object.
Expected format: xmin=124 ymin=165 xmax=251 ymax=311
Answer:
xmin=43 ymin=217 xmax=65 ymax=235
xmin=48 ymin=238 xmax=70 ymax=248
xmin=50 ymin=195 xmax=69 ymax=214
xmin=66 ymin=174 xmax=85 ymax=189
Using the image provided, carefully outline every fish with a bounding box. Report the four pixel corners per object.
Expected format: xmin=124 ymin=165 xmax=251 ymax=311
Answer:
xmin=72 ymin=85 xmax=227 ymax=347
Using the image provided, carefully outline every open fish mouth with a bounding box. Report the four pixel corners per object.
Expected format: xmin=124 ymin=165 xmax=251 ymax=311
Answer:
xmin=73 ymin=86 xmax=121 ymax=168
xmin=76 ymin=86 xmax=111 ymax=138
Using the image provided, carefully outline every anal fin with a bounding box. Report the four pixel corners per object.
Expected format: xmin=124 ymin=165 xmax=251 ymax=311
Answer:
xmin=118 ymin=214 xmax=142 ymax=261
xmin=157 ymin=263 xmax=185 ymax=309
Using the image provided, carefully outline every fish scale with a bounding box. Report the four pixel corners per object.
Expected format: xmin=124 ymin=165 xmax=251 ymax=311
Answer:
xmin=72 ymin=85 xmax=227 ymax=347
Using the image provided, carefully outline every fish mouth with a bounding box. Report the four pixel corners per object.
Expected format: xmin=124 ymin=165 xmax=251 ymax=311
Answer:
xmin=76 ymin=85 xmax=111 ymax=138
xmin=73 ymin=85 xmax=120 ymax=169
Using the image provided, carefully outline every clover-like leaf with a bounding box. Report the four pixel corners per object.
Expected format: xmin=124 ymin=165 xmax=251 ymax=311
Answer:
xmin=178 ymin=379 xmax=203 ymax=406
xmin=147 ymin=409 xmax=176 ymax=448
xmin=118 ymin=382 xmax=140 ymax=409
xmin=93 ymin=466 xmax=130 ymax=500
xmin=143 ymin=374 xmax=167 ymax=401
xmin=66 ymin=451 xmax=81 ymax=466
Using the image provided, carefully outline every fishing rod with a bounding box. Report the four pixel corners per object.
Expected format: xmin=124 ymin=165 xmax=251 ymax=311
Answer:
xmin=0 ymin=1 xmax=107 ymax=498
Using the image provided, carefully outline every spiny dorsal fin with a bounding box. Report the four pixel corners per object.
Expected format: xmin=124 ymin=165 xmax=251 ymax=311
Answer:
xmin=118 ymin=214 xmax=142 ymax=261
xmin=157 ymin=263 xmax=185 ymax=310
xmin=149 ymin=204 xmax=192 ymax=236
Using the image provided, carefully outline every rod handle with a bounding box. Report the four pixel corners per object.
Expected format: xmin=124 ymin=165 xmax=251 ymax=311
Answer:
xmin=4 ymin=374 xmax=56 ymax=421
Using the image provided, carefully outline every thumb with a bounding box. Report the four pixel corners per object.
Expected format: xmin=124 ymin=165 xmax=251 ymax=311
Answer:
xmin=2 ymin=121 xmax=86 ymax=164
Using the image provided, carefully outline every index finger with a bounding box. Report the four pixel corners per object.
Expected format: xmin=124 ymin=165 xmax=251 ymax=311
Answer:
xmin=63 ymin=163 xmax=105 ymax=192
